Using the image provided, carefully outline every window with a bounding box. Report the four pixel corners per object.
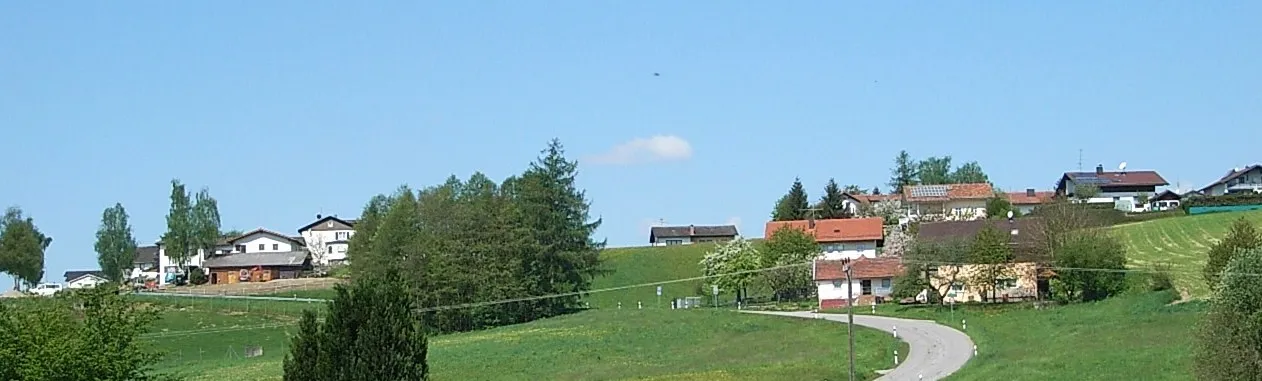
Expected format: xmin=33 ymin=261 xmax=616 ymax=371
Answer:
xmin=327 ymin=245 xmax=335 ymax=254
xmin=258 ymin=244 xmax=265 ymax=251
xmin=995 ymin=279 xmax=1017 ymax=289
xmin=665 ymin=239 xmax=683 ymax=246
xmin=272 ymin=244 xmax=279 ymax=250
xmin=860 ymin=280 xmax=873 ymax=295
xmin=880 ymin=279 xmax=891 ymax=289
xmin=336 ymin=231 xmax=349 ymax=240
xmin=832 ymin=280 xmax=843 ymax=288
xmin=235 ymin=245 xmax=246 ymax=253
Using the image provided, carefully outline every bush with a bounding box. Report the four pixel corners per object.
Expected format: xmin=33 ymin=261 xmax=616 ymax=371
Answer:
xmin=0 ymin=286 xmax=179 ymax=381
xmin=284 ymin=272 xmax=428 ymax=381
xmin=1147 ymin=263 xmax=1175 ymax=292
xmin=1052 ymin=232 xmax=1128 ymax=302
xmin=1203 ymin=218 xmax=1262 ymax=289
xmin=1183 ymin=193 xmax=1262 ymax=209
xmin=1194 ymin=247 xmax=1262 ymax=380
xmin=187 ymin=266 xmax=208 ymax=285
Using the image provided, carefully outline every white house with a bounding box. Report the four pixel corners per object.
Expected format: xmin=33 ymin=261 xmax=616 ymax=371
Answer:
xmin=648 ymin=224 xmax=739 ymax=246
xmin=298 ymin=215 xmax=357 ymax=265
xmin=902 ymin=183 xmax=994 ymax=221
xmin=1199 ymin=165 xmax=1262 ymax=196
xmin=812 ymin=257 xmax=901 ymax=309
xmin=764 ymin=217 xmax=885 ymax=260
xmin=1149 ymin=190 xmax=1183 ymax=211
xmin=64 ymin=271 xmax=108 ymax=289
xmin=157 ymin=228 xmax=307 ymax=285
xmin=1055 ymin=165 xmax=1169 ymax=212
xmin=838 ymin=193 xmax=897 ymax=215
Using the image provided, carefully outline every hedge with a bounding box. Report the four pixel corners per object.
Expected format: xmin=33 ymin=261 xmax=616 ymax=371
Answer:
xmin=1182 ymin=193 xmax=1262 ymax=209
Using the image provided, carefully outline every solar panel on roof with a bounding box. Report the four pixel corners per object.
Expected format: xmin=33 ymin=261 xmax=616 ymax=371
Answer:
xmin=910 ymin=184 xmax=949 ymax=198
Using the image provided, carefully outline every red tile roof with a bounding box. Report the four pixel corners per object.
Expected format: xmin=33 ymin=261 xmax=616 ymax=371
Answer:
xmin=1061 ymin=171 xmax=1169 ymax=187
xmin=764 ymin=217 xmax=884 ymax=243
xmin=1006 ymin=191 xmax=1055 ymax=205
xmin=813 ymin=257 xmax=903 ymax=281
xmin=903 ymin=183 xmax=995 ymax=202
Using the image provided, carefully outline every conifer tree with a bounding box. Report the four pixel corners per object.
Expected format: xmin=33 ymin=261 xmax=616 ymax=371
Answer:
xmin=771 ymin=178 xmax=810 ymax=221
xmin=818 ymin=179 xmax=849 ymax=219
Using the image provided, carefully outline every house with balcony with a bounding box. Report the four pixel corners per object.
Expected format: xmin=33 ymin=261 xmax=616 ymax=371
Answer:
xmin=1055 ymin=165 xmax=1169 ymax=212
xmin=764 ymin=217 xmax=884 ymax=260
xmin=902 ymin=183 xmax=995 ymax=221
xmin=298 ymin=214 xmax=357 ymax=265
xmin=1199 ymin=164 xmax=1262 ymax=196
xmin=648 ymin=225 xmax=739 ymax=246
xmin=156 ymin=228 xmax=307 ymax=285
xmin=1149 ymin=190 xmax=1183 ymax=211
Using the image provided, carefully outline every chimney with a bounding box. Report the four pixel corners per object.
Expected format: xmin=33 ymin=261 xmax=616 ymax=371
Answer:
xmin=689 ymin=225 xmax=695 ymax=236
xmin=1026 ymin=188 xmax=1035 ymax=197
xmin=1095 ymin=164 xmax=1104 ymax=175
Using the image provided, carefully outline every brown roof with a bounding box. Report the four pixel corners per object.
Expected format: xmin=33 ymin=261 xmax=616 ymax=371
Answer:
xmin=650 ymin=225 xmax=739 ymax=242
xmin=1060 ymin=170 xmax=1169 ymax=188
xmin=813 ymin=257 xmax=903 ymax=281
xmin=845 ymin=193 xmax=897 ymax=203
xmin=916 ymin=218 xmax=1049 ymax=262
xmin=1199 ymin=165 xmax=1262 ymax=193
xmin=903 ymin=183 xmax=995 ymax=202
xmin=1006 ymin=191 xmax=1055 ymax=205
xmin=764 ymin=217 xmax=884 ymax=243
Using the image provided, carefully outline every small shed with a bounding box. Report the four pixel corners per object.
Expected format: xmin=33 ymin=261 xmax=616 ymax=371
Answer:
xmin=202 ymin=251 xmax=310 ymax=285
xmin=1148 ymin=190 xmax=1182 ymax=211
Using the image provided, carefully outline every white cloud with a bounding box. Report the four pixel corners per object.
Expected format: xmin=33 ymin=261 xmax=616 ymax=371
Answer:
xmin=586 ymin=135 xmax=693 ymax=165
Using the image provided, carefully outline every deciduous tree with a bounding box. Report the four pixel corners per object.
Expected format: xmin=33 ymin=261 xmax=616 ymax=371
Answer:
xmin=760 ymin=226 xmax=819 ymax=301
xmin=1203 ymin=218 xmax=1262 ymax=289
xmin=700 ymin=237 xmax=762 ymax=304
xmin=950 ymin=161 xmax=989 ymax=184
xmin=0 ymin=207 xmax=50 ymax=290
xmin=917 ymin=156 xmax=953 ymax=185
xmin=95 ymin=203 xmax=138 ymax=283
xmin=843 ymin=184 xmax=865 ymax=194
xmin=190 ymin=188 xmax=222 ymax=258
xmin=902 ymin=239 xmax=970 ymax=304
xmin=984 ymin=193 xmax=1015 ymax=220
xmin=1052 ymin=231 xmax=1127 ymax=302
xmin=1194 ymin=247 xmax=1262 ymax=381
xmin=162 ymin=180 xmax=194 ymax=272
xmin=967 ymin=225 xmax=1014 ymax=302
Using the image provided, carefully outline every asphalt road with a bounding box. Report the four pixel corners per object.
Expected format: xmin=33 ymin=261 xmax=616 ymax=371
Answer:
xmin=743 ymin=310 xmax=974 ymax=381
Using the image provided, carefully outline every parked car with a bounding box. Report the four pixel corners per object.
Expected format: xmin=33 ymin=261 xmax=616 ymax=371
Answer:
xmin=29 ymin=283 xmax=64 ymax=297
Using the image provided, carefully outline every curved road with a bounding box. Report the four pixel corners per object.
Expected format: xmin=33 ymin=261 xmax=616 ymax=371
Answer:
xmin=744 ymin=311 xmax=973 ymax=381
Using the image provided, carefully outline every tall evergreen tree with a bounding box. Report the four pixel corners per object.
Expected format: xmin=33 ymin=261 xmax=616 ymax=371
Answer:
xmin=190 ymin=188 xmax=222 ymax=258
xmin=818 ymin=179 xmax=849 ymax=219
xmin=513 ymin=139 xmax=604 ymax=317
xmin=95 ymin=203 xmax=138 ymax=283
xmin=950 ymin=161 xmax=990 ymax=184
xmin=889 ymin=151 xmax=919 ymax=194
xmin=871 ymin=186 xmax=882 ymax=195
xmin=917 ymin=156 xmax=953 ymax=185
xmin=362 ymin=187 xmax=420 ymax=275
xmin=162 ymin=180 xmax=194 ymax=272
xmin=771 ymin=178 xmax=810 ymax=221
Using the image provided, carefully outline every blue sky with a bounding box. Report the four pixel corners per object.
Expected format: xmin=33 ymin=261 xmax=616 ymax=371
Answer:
xmin=2 ymin=2 xmax=1260 ymax=287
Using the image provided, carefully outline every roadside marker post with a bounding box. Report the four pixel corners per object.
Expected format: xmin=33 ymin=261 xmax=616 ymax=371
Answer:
xmin=656 ymin=286 xmax=662 ymax=308
xmin=973 ymin=344 xmax=978 ymax=356
xmin=893 ymin=325 xmax=897 ymax=338
xmin=963 ymin=319 xmax=967 ymax=330
xmin=712 ymin=285 xmax=719 ymax=308
xmin=638 ymin=301 xmax=642 ymax=309
xmin=894 ymin=349 xmax=899 ymax=365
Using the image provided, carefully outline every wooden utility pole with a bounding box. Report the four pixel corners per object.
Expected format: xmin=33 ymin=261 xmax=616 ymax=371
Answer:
xmin=846 ymin=261 xmax=856 ymax=381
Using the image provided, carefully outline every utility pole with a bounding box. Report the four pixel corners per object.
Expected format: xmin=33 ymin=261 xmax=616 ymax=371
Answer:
xmin=846 ymin=261 xmax=856 ymax=381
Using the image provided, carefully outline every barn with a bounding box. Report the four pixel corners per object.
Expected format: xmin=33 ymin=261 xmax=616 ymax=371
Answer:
xmin=201 ymin=251 xmax=310 ymax=285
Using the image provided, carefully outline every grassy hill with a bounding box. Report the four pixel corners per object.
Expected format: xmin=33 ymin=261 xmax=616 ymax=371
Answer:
xmin=862 ymin=291 xmax=1204 ymax=380
xmin=586 ymin=243 xmax=727 ymax=309
xmin=1114 ymin=209 xmax=1262 ymax=298
xmin=140 ymin=299 xmax=901 ymax=380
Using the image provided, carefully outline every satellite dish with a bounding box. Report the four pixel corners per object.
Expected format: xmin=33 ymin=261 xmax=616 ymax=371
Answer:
xmin=1119 ymin=162 xmax=1128 ymax=171
xmin=1007 ymin=210 xmax=1014 ymax=219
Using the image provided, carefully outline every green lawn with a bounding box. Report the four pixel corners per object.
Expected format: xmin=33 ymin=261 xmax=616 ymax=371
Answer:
xmin=850 ymin=291 xmax=1203 ymax=380
xmin=258 ymin=287 xmax=341 ymax=300
xmin=148 ymin=307 xmax=903 ymax=381
xmin=1114 ymin=209 xmax=1262 ymax=298
xmin=587 ymin=244 xmax=733 ymax=309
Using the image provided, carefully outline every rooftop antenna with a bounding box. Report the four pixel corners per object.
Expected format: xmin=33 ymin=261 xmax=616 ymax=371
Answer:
xmin=1077 ymin=149 xmax=1083 ymax=171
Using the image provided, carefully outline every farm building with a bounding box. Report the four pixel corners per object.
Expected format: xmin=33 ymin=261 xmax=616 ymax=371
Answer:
xmin=201 ymin=251 xmax=310 ymax=284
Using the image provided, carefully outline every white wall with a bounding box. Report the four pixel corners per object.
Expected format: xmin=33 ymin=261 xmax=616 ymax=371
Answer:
xmin=945 ymin=200 xmax=987 ymax=219
xmin=158 ymin=246 xmax=208 ymax=285
xmin=301 ymin=229 xmax=356 ymax=264
xmin=652 ymin=236 xmax=693 ymax=247
xmin=815 ymin=278 xmax=894 ymax=301
xmin=818 ymin=240 xmax=878 ymax=260
xmin=68 ymin=276 xmax=106 ymax=289
xmin=236 ymin=233 xmax=296 ymax=253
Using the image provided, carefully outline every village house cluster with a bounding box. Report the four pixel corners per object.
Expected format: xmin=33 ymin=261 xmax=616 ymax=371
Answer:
xmin=650 ymin=164 xmax=1262 ymax=309
xmin=63 ymin=215 xmax=357 ymax=288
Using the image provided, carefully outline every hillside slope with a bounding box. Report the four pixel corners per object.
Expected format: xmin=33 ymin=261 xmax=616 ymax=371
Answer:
xmin=586 ymin=243 xmax=721 ymax=309
xmin=1115 ymin=209 xmax=1262 ymax=298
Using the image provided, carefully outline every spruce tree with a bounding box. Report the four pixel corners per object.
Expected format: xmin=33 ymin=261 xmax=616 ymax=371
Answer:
xmin=771 ymin=178 xmax=810 ymax=221
xmin=95 ymin=203 xmax=138 ymax=283
xmin=283 ymin=310 xmax=321 ymax=381
xmin=514 ymin=139 xmax=604 ymax=317
xmin=346 ymin=194 xmax=394 ymax=267
xmin=889 ymin=151 xmax=919 ymax=193
xmin=818 ymin=179 xmax=849 ymax=219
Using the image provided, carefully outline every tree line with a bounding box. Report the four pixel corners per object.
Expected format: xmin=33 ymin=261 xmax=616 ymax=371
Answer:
xmin=1194 ymin=217 xmax=1262 ymax=380
xmin=700 ymin=226 xmax=820 ymax=304
xmin=770 ymin=178 xmax=872 ymax=221
xmin=346 ymin=139 xmax=604 ymax=334
xmin=889 ymin=150 xmax=990 ymax=194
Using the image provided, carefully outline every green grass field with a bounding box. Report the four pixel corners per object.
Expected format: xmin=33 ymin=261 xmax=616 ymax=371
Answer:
xmin=854 ymin=291 xmax=1204 ymax=380
xmin=1114 ymin=209 xmax=1262 ymax=298
xmin=143 ymin=306 xmax=902 ymax=380
xmin=587 ymin=244 xmax=730 ymax=309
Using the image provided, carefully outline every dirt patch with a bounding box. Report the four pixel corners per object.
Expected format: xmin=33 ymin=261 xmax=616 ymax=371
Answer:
xmin=161 ymin=278 xmax=344 ymax=296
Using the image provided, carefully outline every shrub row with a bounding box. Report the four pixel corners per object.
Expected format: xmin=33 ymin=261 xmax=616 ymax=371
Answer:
xmin=1183 ymin=193 xmax=1262 ymax=208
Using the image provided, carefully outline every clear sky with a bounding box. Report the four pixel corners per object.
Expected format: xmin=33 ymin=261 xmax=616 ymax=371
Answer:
xmin=2 ymin=2 xmax=1260 ymax=287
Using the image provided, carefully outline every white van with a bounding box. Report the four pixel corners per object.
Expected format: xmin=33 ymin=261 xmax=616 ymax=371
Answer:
xmin=29 ymin=283 xmax=64 ymax=297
